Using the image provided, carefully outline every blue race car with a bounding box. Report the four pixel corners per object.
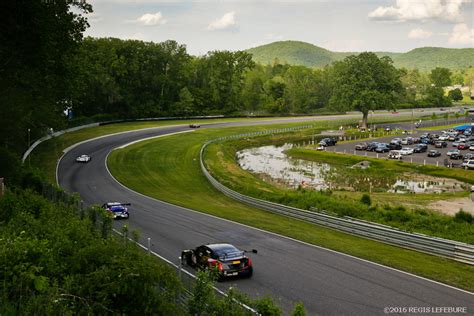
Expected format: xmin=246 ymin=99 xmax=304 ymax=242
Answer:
xmin=102 ymin=202 xmax=130 ymax=219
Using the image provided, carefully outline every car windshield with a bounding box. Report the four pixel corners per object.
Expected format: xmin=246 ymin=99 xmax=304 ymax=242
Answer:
xmin=211 ymin=245 xmax=243 ymax=259
xmin=110 ymin=205 xmax=125 ymax=211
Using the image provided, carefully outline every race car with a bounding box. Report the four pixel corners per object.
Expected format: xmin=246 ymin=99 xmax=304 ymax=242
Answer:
xmin=189 ymin=123 xmax=201 ymax=128
xmin=181 ymin=243 xmax=256 ymax=279
xmin=76 ymin=154 xmax=91 ymax=163
xmin=101 ymin=202 xmax=130 ymax=219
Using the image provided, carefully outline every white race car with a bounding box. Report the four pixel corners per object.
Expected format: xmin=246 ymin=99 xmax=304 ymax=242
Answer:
xmin=76 ymin=154 xmax=91 ymax=163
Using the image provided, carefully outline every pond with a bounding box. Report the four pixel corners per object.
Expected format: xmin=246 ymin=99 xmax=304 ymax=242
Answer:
xmin=237 ymin=144 xmax=331 ymax=190
xmin=236 ymin=144 xmax=467 ymax=194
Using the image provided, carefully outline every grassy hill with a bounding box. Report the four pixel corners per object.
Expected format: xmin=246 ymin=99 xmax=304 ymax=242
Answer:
xmin=246 ymin=41 xmax=474 ymax=71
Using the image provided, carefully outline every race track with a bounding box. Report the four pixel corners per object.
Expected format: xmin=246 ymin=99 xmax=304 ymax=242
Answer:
xmin=57 ymin=116 xmax=474 ymax=315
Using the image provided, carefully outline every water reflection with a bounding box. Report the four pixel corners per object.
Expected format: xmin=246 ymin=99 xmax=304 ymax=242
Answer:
xmin=237 ymin=144 xmax=330 ymax=190
xmin=237 ymin=144 xmax=466 ymax=194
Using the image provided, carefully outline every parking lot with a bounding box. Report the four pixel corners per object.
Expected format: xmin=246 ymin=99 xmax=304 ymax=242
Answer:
xmin=322 ymin=127 xmax=474 ymax=169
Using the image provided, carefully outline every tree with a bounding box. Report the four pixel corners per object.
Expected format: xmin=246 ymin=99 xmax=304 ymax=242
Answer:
xmin=430 ymin=67 xmax=452 ymax=88
xmin=448 ymin=88 xmax=463 ymax=101
xmin=329 ymin=53 xmax=402 ymax=128
xmin=426 ymin=86 xmax=452 ymax=107
xmin=0 ymin=0 xmax=91 ymax=153
xmin=173 ymin=87 xmax=195 ymax=116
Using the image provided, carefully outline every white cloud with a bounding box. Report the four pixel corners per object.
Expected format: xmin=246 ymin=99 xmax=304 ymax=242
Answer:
xmin=136 ymin=12 xmax=167 ymax=26
xmin=408 ymin=28 xmax=433 ymax=39
xmin=449 ymin=23 xmax=474 ymax=45
xmin=368 ymin=0 xmax=468 ymax=22
xmin=207 ymin=12 xmax=237 ymax=31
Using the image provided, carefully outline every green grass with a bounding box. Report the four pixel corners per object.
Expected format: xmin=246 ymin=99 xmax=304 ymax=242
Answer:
xmin=28 ymin=116 xmax=328 ymax=183
xmin=107 ymin=124 xmax=474 ymax=292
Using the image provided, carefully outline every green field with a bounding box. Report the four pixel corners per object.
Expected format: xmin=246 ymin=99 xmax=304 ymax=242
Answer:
xmin=29 ymin=116 xmax=325 ymax=183
xmin=107 ymin=123 xmax=474 ymax=291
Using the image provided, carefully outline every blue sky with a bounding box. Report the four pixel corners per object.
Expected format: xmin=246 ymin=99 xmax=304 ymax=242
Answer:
xmin=84 ymin=0 xmax=474 ymax=55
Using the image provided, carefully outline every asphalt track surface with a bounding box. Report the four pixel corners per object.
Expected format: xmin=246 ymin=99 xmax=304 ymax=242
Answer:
xmin=57 ymin=115 xmax=474 ymax=315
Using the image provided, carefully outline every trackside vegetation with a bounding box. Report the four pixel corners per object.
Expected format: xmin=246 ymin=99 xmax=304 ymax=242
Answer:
xmin=0 ymin=161 xmax=299 ymax=315
xmin=107 ymin=124 xmax=474 ymax=292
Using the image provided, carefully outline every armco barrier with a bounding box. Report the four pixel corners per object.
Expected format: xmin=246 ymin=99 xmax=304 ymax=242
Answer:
xmin=200 ymin=128 xmax=474 ymax=265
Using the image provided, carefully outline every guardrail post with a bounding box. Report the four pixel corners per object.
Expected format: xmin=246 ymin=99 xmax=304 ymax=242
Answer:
xmin=178 ymin=256 xmax=182 ymax=281
xmin=147 ymin=237 xmax=151 ymax=255
xmin=436 ymin=161 xmax=439 ymax=167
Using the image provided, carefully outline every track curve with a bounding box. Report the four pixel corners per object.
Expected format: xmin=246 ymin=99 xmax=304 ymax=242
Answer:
xmin=57 ymin=118 xmax=474 ymax=315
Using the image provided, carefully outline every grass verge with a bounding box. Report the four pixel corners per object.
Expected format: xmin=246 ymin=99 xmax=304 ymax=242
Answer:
xmin=107 ymin=124 xmax=474 ymax=292
xmin=29 ymin=116 xmax=324 ymax=183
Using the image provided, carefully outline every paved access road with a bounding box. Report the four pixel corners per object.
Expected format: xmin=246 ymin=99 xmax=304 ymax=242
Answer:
xmin=57 ymin=116 xmax=474 ymax=315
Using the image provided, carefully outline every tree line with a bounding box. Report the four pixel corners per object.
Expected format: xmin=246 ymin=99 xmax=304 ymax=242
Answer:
xmin=69 ymin=38 xmax=466 ymax=121
xmin=3 ymin=26 xmax=469 ymax=155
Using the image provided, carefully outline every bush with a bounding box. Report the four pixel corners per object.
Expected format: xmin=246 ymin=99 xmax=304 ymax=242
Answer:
xmin=454 ymin=210 xmax=473 ymax=224
xmin=360 ymin=194 xmax=371 ymax=206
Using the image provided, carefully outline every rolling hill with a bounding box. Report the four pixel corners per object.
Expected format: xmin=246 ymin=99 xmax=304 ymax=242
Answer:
xmin=245 ymin=41 xmax=474 ymax=71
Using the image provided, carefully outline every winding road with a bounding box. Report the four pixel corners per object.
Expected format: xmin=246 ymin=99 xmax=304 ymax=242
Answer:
xmin=57 ymin=115 xmax=474 ymax=315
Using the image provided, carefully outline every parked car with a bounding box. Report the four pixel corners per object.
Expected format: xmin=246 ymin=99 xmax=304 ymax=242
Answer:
xmin=434 ymin=141 xmax=447 ymax=148
xmin=375 ymin=145 xmax=390 ymax=153
xmin=413 ymin=144 xmax=428 ymax=153
xmin=447 ymin=149 xmax=460 ymax=157
xmin=420 ymin=138 xmax=431 ymax=145
xmin=355 ymin=142 xmax=368 ymax=150
xmin=102 ymin=202 xmax=130 ymax=219
xmin=463 ymin=153 xmax=474 ymax=161
xmin=400 ymin=147 xmax=414 ymax=155
xmin=388 ymin=150 xmax=402 ymax=159
xmin=462 ymin=160 xmax=474 ymax=169
xmin=181 ymin=243 xmax=255 ymax=279
xmin=450 ymin=152 xmax=464 ymax=160
xmin=427 ymin=150 xmax=441 ymax=157
xmin=470 ymin=144 xmax=474 ymax=151
xmin=401 ymin=138 xmax=413 ymax=145
xmin=76 ymin=154 xmax=91 ymax=163
xmin=458 ymin=143 xmax=469 ymax=150
xmin=366 ymin=142 xmax=380 ymax=152
xmin=452 ymin=141 xmax=461 ymax=147
xmin=388 ymin=142 xmax=402 ymax=150
xmin=391 ymin=138 xmax=402 ymax=144
xmin=438 ymin=135 xmax=449 ymax=141
xmin=319 ymin=137 xmax=337 ymax=147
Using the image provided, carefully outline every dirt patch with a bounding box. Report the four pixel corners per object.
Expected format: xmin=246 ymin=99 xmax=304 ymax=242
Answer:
xmin=428 ymin=197 xmax=474 ymax=216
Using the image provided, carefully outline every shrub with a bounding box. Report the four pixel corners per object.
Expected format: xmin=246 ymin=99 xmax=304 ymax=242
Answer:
xmin=360 ymin=194 xmax=371 ymax=206
xmin=454 ymin=210 xmax=473 ymax=224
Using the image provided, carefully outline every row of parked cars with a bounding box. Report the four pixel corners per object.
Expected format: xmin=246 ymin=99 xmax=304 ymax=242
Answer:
xmin=354 ymin=128 xmax=474 ymax=169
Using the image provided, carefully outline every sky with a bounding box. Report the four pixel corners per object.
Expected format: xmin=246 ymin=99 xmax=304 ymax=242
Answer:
xmin=83 ymin=0 xmax=474 ymax=55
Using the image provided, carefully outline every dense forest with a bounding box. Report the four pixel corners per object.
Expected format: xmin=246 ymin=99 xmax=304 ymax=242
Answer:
xmin=246 ymin=40 xmax=474 ymax=71
xmin=2 ymin=2 xmax=473 ymax=156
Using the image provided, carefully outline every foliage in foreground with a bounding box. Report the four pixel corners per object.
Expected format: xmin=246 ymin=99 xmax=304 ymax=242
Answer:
xmin=0 ymin=157 xmax=300 ymax=315
xmin=0 ymin=189 xmax=183 ymax=315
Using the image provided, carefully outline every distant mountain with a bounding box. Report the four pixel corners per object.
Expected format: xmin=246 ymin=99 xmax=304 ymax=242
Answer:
xmin=245 ymin=41 xmax=474 ymax=71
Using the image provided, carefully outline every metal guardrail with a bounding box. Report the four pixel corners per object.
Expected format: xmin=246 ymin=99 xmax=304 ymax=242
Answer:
xmin=200 ymin=128 xmax=474 ymax=265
